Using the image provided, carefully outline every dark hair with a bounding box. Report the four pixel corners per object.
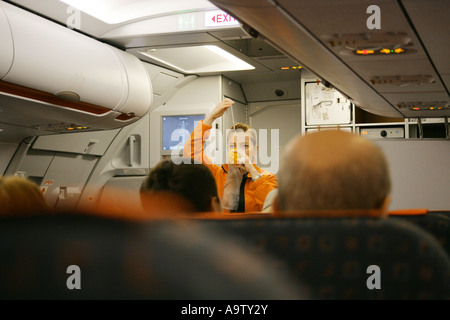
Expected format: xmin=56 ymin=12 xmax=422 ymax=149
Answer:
xmin=140 ymin=159 xmax=218 ymax=212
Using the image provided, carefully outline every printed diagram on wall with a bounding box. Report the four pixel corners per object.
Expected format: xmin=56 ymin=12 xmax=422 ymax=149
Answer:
xmin=305 ymin=82 xmax=352 ymax=126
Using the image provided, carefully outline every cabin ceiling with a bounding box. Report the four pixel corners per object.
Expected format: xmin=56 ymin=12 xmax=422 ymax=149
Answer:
xmin=6 ymin=0 xmax=450 ymax=119
xmin=7 ymin=0 xmax=307 ymax=86
xmin=210 ymin=0 xmax=450 ymax=118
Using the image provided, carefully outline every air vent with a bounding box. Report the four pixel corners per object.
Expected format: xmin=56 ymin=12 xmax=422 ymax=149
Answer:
xmin=397 ymin=101 xmax=449 ymax=111
xmin=371 ymin=75 xmax=435 ymax=86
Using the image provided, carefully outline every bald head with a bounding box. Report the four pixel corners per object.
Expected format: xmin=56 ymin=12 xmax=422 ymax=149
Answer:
xmin=277 ymin=131 xmax=391 ymax=213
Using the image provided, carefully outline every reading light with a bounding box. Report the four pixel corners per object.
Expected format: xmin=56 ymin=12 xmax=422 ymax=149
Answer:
xmin=59 ymin=0 xmax=215 ymax=24
xmin=139 ymin=45 xmax=254 ymax=73
xmin=398 ymin=101 xmax=449 ymax=111
xmin=355 ymin=48 xmax=408 ymax=56
xmin=280 ymin=66 xmax=302 ymax=70
xmin=356 ymin=49 xmax=375 ymax=55
xmin=67 ymin=126 xmax=89 ymax=131
xmin=410 ymin=106 xmax=448 ymax=111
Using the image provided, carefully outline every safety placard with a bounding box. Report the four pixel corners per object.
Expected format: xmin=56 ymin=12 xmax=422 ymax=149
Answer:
xmin=305 ymin=82 xmax=352 ymax=126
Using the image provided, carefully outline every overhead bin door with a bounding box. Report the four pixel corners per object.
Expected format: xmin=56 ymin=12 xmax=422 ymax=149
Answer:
xmin=0 ymin=5 xmax=13 ymax=79
xmin=0 ymin=1 xmax=153 ymax=128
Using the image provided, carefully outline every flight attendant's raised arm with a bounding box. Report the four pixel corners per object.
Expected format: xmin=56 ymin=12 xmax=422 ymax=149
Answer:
xmin=183 ymin=99 xmax=235 ymax=165
xmin=203 ymin=99 xmax=235 ymax=126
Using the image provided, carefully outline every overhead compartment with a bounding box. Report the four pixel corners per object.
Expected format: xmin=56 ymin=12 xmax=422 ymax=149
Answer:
xmin=0 ymin=5 xmax=13 ymax=79
xmin=0 ymin=1 xmax=153 ymax=133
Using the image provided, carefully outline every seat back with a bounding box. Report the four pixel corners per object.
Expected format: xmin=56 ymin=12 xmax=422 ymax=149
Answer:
xmin=390 ymin=213 xmax=450 ymax=257
xmin=198 ymin=217 xmax=450 ymax=299
xmin=0 ymin=214 xmax=304 ymax=299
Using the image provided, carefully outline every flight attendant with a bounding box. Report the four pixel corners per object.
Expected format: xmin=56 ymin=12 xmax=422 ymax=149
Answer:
xmin=183 ymin=99 xmax=277 ymax=213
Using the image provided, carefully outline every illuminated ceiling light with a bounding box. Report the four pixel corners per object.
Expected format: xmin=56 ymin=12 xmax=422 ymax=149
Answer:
xmin=67 ymin=126 xmax=89 ymax=130
xmin=139 ymin=45 xmax=254 ymax=73
xmin=399 ymin=101 xmax=449 ymax=111
xmin=410 ymin=106 xmax=446 ymax=111
xmin=280 ymin=66 xmax=302 ymax=70
xmin=355 ymin=47 xmax=408 ymax=56
xmin=356 ymin=49 xmax=375 ymax=55
xmin=59 ymin=0 xmax=215 ymax=24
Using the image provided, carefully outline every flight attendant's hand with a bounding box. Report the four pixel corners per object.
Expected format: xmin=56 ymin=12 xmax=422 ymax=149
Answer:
xmin=204 ymin=99 xmax=235 ymax=126
xmin=238 ymin=152 xmax=260 ymax=180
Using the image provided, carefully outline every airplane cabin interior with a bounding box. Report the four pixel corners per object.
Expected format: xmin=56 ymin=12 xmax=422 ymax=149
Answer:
xmin=0 ymin=0 xmax=449 ymax=300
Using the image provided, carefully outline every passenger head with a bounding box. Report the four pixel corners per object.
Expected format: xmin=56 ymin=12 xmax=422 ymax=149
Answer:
xmin=277 ymin=130 xmax=391 ymax=216
xmin=140 ymin=159 xmax=221 ymax=215
xmin=227 ymin=123 xmax=258 ymax=163
xmin=0 ymin=175 xmax=51 ymax=215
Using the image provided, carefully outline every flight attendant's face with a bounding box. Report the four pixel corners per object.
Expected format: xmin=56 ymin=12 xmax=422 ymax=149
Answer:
xmin=227 ymin=131 xmax=257 ymax=163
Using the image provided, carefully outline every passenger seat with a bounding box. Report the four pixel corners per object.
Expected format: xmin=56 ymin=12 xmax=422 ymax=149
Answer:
xmin=198 ymin=216 xmax=450 ymax=300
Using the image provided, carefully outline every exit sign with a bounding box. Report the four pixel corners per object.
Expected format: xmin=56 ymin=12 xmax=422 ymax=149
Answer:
xmin=205 ymin=10 xmax=240 ymax=27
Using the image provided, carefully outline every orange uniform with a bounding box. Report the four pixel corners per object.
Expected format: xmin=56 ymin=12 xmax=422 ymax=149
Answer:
xmin=183 ymin=121 xmax=278 ymax=213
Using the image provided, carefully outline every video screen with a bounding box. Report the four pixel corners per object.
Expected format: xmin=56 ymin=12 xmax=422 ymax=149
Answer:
xmin=162 ymin=114 xmax=205 ymax=151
